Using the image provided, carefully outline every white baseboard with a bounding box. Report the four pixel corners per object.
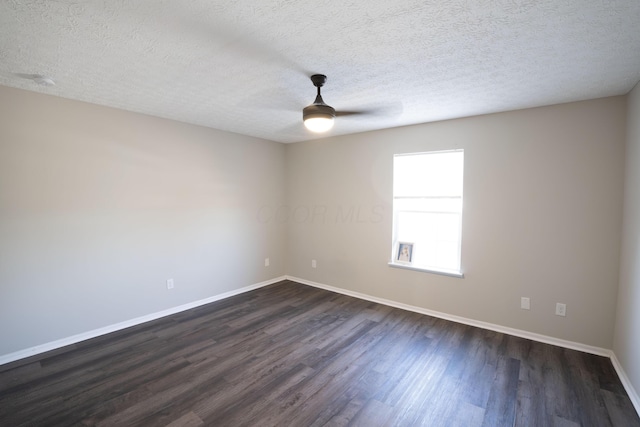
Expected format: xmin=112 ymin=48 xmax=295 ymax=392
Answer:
xmin=0 ymin=276 xmax=286 ymax=367
xmin=287 ymin=275 xmax=611 ymax=357
xmin=287 ymin=275 xmax=640 ymax=417
xmin=610 ymin=352 xmax=640 ymax=416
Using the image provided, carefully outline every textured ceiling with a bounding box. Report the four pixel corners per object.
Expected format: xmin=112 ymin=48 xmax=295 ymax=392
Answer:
xmin=1 ymin=0 xmax=639 ymax=143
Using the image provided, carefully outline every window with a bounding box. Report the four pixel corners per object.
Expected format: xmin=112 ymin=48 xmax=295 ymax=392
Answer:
xmin=390 ymin=150 xmax=464 ymax=277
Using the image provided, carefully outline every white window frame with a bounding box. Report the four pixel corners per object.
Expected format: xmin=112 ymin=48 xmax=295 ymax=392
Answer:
xmin=388 ymin=149 xmax=464 ymax=278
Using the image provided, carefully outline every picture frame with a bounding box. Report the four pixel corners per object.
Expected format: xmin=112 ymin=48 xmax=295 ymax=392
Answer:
xmin=395 ymin=242 xmax=414 ymax=264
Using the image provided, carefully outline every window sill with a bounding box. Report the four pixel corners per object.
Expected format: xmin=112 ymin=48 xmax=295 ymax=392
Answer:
xmin=387 ymin=262 xmax=464 ymax=278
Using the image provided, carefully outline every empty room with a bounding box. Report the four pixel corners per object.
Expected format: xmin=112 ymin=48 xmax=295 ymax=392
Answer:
xmin=1 ymin=1 xmax=640 ymax=426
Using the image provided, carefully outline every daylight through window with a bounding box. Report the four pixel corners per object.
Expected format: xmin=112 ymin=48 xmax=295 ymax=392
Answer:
xmin=391 ymin=150 xmax=464 ymax=276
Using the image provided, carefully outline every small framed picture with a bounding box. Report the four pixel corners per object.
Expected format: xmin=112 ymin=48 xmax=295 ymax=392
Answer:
xmin=396 ymin=242 xmax=414 ymax=264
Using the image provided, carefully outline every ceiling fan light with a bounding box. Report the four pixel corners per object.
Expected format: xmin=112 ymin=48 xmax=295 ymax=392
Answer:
xmin=304 ymin=116 xmax=335 ymax=133
xmin=303 ymin=103 xmax=336 ymax=133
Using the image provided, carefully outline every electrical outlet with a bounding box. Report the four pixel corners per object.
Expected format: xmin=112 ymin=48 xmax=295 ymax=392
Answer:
xmin=312 ymin=259 xmax=317 ymax=268
xmin=521 ymin=297 xmax=530 ymax=310
xmin=265 ymin=258 xmax=270 ymax=267
xmin=167 ymin=279 xmax=174 ymax=290
xmin=555 ymin=303 xmax=566 ymax=317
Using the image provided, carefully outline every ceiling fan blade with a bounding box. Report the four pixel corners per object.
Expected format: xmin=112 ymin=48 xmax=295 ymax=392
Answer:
xmin=236 ymin=85 xmax=305 ymax=112
xmin=13 ymin=73 xmax=56 ymax=86
xmin=302 ymin=75 xmax=404 ymax=126
xmin=154 ymin=12 xmax=312 ymax=77
xmin=335 ymin=110 xmax=369 ymax=117
xmin=336 ymin=102 xmax=404 ymax=118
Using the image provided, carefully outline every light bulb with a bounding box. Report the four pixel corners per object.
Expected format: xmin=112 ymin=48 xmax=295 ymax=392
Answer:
xmin=304 ymin=116 xmax=335 ymax=133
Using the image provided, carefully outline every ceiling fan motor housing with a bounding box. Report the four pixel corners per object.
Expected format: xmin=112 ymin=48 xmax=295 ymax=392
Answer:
xmin=303 ymin=103 xmax=336 ymax=120
xmin=304 ymin=74 xmax=335 ymax=120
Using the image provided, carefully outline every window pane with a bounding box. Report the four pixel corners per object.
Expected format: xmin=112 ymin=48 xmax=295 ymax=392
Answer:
xmin=396 ymin=211 xmax=461 ymax=270
xmin=394 ymin=197 xmax=462 ymax=214
xmin=394 ymin=151 xmax=463 ymax=198
xmin=392 ymin=150 xmax=464 ymax=274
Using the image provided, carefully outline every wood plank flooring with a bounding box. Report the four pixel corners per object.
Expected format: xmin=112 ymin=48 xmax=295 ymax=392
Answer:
xmin=1 ymin=280 xmax=638 ymax=426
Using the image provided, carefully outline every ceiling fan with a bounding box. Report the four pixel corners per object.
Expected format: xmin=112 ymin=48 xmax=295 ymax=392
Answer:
xmin=302 ymin=74 xmax=376 ymax=133
xmin=302 ymin=74 xmax=336 ymax=133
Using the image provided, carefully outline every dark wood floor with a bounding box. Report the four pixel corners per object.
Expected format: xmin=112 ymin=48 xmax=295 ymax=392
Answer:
xmin=1 ymin=280 xmax=638 ymax=427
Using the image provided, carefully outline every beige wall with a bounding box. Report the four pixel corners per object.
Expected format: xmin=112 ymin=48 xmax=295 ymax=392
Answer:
xmin=0 ymin=85 xmax=629 ymax=360
xmin=614 ymin=82 xmax=640 ymax=395
xmin=286 ymin=97 xmax=626 ymax=349
xmin=0 ymin=86 xmax=286 ymax=356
